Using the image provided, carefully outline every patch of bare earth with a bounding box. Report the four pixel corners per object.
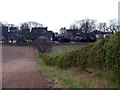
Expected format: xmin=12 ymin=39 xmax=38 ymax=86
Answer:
xmin=2 ymin=46 xmax=55 ymax=88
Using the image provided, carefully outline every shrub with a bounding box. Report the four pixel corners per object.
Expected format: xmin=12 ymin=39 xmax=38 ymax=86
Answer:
xmin=42 ymin=54 xmax=57 ymax=66
xmin=34 ymin=36 xmax=53 ymax=53
xmin=42 ymin=32 xmax=120 ymax=75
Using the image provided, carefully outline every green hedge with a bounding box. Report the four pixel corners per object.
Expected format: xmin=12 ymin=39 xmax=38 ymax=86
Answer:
xmin=42 ymin=32 xmax=120 ymax=75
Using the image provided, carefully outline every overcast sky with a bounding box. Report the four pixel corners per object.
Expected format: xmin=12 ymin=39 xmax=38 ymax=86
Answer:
xmin=0 ymin=0 xmax=119 ymax=32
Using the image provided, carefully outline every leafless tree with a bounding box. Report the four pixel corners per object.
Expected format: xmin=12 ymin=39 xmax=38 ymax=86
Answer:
xmin=20 ymin=21 xmax=43 ymax=30
xmin=79 ymin=19 xmax=96 ymax=39
xmin=109 ymin=19 xmax=119 ymax=33
xmin=69 ymin=19 xmax=97 ymax=41
xmin=20 ymin=22 xmax=30 ymax=30
xmin=34 ymin=36 xmax=53 ymax=53
xmin=27 ymin=21 xmax=43 ymax=28
xmin=59 ymin=27 xmax=67 ymax=35
xmin=98 ymin=22 xmax=107 ymax=32
xmin=70 ymin=19 xmax=97 ymax=32
xmin=70 ymin=23 xmax=78 ymax=29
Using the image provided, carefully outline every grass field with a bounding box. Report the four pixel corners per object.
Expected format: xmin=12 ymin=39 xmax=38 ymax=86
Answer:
xmin=47 ymin=44 xmax=87 ymax=57
xmin=36 ymin=44 xmax=117 ymax=88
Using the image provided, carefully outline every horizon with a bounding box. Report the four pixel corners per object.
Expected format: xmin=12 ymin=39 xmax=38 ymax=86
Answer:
xmin=0 ymin=0 xmax=119 ymax=33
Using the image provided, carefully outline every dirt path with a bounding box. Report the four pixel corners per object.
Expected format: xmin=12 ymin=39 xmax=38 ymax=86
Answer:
xmin=2 ymin=46 xmax=51 ymax=88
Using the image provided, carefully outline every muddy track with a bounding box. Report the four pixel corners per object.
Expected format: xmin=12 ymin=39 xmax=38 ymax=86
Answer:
xmin=2 ymin=46 xmax=53 ymax=88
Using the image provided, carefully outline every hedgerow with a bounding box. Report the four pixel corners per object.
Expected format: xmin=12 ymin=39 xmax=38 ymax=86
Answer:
xmin=42 ymin=32 xmax=120 ymax=75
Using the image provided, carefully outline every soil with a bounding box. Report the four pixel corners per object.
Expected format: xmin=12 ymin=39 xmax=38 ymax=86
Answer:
xmin=2 ymin=46 xmax=54 ymax=88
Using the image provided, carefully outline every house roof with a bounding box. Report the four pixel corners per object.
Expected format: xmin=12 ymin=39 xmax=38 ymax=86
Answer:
xmin=91 ymin=30 xmax=113 ymax=34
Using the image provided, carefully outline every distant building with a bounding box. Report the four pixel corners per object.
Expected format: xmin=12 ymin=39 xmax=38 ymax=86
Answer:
xmin=8 ymin=27 xmax=18 ymax=44
xmin=9 ymin=27 xmax=18 ymax=33
xmin=31 ymin=27 xmax=54 ymax=41
xmin=1 ymin=25 xmax=56 ymax=44
xmin=46 ymin=31 xmax=53 ymax=41
xmin=65 ymin=29 xmax=84 ymax=41
xmin=2 ymin=26 xmax=9 ymax=43
xmin=52 ymin=32 xmax=58 ymax=41
xmin=91 ymin=30 xmax=113 ymax=40
xmin=2 ymin=26 xmax=8 ymax=35
xmin=31 ymin=27 xmax=47 ymax=40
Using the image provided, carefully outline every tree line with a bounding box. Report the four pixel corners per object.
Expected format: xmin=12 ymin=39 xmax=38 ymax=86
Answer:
xmin=60 ymin=18 xmax=120 ymax=34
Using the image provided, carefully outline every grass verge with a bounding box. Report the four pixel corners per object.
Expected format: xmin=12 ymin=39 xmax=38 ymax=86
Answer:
xmin=36 ymin=50 xmax=88 ymax=88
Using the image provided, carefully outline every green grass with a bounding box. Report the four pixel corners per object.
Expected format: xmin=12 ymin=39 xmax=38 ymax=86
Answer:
xmin=36 ymin=51 xmax=88 ymax=88
xmin=94 ymin=72 xmax=103 ymax=78
xmin=82 ymin=70 xmax=120 ymax=88
xmin=47 ymin=44 xmax=87 ymax=57
xmin=106 ymin=75 xmax=120 ymax=87
xmin=36 ymin=40 xmax=120 ymax=88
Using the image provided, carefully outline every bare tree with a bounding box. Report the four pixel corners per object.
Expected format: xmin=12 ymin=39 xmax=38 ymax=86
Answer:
xmin=20 ymin=22 xmax=30 ymax=30
xmin=27 ymin=21 xmax=43 ymax=28
xmin=109 ymin=19 xmax=119 ymax=33
xmin=59 ymin=27 xmax=67 ymax=35
xmin=70 ymin=19 xmax=97 ymax=32
xmin=98 ymin=22 xmax=107 ymax=32
xmin=69 ymin=19 xmax=97 ymax=42
xmin=70 ymin=23 xmax=78 ymax=29
xmin=20 ymin=21 xmax=43 ymax=40
xmin=34 ymin=36 xmax=52 ymax=53
xmin=20 ymin=21 xmax=43 ymax=30
xmin=79 ymin=19 xmax=97 ymax=41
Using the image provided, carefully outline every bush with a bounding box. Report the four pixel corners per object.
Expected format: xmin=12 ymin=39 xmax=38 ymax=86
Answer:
xmin=34 ymin=36 xmax=53 ymax=53
xmin=42 ymin=32 xmax=120 ymax=75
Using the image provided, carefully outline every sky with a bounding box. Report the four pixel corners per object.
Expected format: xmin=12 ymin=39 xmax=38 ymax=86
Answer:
xmin=0 ymin=0 xmax=119 ymax=32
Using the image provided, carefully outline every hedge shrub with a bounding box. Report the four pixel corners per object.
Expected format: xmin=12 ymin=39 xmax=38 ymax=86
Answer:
xmin=42 ymin=32 xmax=120 ymax=75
